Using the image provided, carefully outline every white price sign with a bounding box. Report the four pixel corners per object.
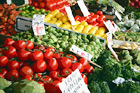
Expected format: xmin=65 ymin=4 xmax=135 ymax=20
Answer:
xmin=112 ymin=77 xmax=125 ymax=84
xmin=103 ymin=20 xmax=116 ymax=34
xmin=65 ymin=6 xmax=76 ymax=25
xmin=32 ymin=14 xmax=46 ymax=36
xmin=24 ymin=0 xmax=29 ymax=4
xmin=59 ymin=69 xmax=90 ymax=93
xmin=115 ymin=11 xmax=122 ymax=21
xmin=6 ymin=0 xmax=12 ymax=5
xmin=106 ymin=32 xmax=113 ymax=46
xmin=77 ymin=0 xmax=90 ymax=17
xmin=70 ymin=45 xmax=93 ymax=61
xmin=114 ymin=23 xmax=120 ymax=31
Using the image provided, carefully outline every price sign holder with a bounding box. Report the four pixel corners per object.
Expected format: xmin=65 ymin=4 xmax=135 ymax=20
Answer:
xmin=32 ymin=14 xmax=46 ymax=37
xmin=24 ymin=0 xmax=29 ymax=4
xmin=6 ymin=0 xmax=12 ymax=5
xmin=115 ymin=11 xmax=122 ymax=21
xmin=59 ymin=69 xmax=90 ymax=93
xmin=70 ymin=45 xmax=102 ymax=68
xmin=77 ymin=0 xmax=90 ymax=17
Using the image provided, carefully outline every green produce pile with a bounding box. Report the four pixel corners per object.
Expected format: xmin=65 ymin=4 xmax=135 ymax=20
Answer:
xmin=87 ymin=49 xmax=140 ymax=93
xmin=114 ymin=31 xmax=140 ymax=42
xmin=17 ymin=5 xmax=50 ymax=18
xmin=13 ymin=26 xmax=103 ymax=61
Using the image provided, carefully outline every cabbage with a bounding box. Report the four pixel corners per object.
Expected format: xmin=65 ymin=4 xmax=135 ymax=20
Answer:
xmin=136 ymin=20 xmax=140 ymax=27
xmin=0 ymin=78 xmax=11 ymax=90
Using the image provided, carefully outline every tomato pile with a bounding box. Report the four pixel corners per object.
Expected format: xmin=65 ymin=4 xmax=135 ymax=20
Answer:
xmin=74 ymin=11 xmax=107 ymax=27
xmin=29 ymin=0 xmax=70 ymax=14
xmin=0 ymin=38 xmax=94 ymax=92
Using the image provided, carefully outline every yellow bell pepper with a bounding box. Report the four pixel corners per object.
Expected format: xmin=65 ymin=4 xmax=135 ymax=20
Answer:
xmin=75 ymin=25 xmax=84 ymax=33
xmin=82 ymin=25 xmax=92 ymax=34
xmin=88 ymin=26 xmax=99 ymax=35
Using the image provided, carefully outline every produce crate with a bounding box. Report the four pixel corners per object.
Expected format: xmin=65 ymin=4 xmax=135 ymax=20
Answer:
xmin=15 ymin=16 xmax=106 ymax=47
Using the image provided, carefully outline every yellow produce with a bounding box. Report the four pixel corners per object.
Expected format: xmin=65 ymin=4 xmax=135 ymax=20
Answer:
xmin=62 ymin=16 xmax=68 ymax=23
xmin=96 ymin=27 xmax=106 ymax=37
xmin=60 ymin=24 xmax=68 ymax=28
xmin=51 ymin=18 xmax=57 ymax=23
xmin=64 ymin=22 xmax=71 ymax=28
xmin=55 ymin=12 xmax=64 ymax=19
xmin=51 ymin=9 xmax=59 ymax=17
xmin=88 ymin=26 xmax=99 ymax=35
xmin=75 ymin=25 xmax=84 ymax=33
xmin=55 ymin=20 xmax=63 ymax=27
xmin=82 ymin=25 xmax=92 ymax=34
xmin=75 ymin=21 xmax=80 ymax=25
xmin=44 ymin=14 xmax=53 ymax=22
xmin=81 ymin=21 xmax=88 ymax=26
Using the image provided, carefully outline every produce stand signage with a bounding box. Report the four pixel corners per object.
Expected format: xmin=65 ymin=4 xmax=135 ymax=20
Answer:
xmin=6 ymin=0 xmax=12 ymax=5
xmin=70 ymin=45 xmax=93 ymax=61
xmin=65 ymin=6 xmax=76 ymax=25
xmin=24 ymin=0 xmax=29 ymax=4
xmin=103 ymin=20 xmax=115 ymax=34
xmin=32 ymin=14 xmax=46 ymax=36
xmin=59 ymin=69 xmax=90 ymax=93
xmin=77 ymin=0 xmax=90 ymax=17
xmin=115 ymin=11 xmax=122 ymax=21
xmin=106 ymin=32 xmax=113 ymax=46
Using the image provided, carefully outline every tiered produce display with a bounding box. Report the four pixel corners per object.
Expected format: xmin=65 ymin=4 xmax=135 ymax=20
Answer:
xmin=0 ymin=0 xmax=140 ymax=92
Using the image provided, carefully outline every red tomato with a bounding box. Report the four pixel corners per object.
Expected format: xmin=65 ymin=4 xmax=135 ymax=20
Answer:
xmin=97 ymin=16 xmax=104 ymax=23
xmin=30 ymin=50 xmax=44 ymax=62
xmin=23 ymin=75 xmax=33 ymax=81
xmin=52 ymin=80 xmax=61 ymax=93
xmin=3 ymin=38 xmax=15 ymax=47
xmin=19 ymin=66 xmax=33 ymax=78
xmin=66 ymin=54 xmax=77 ymax=62
xmin=89 ymin=12 xmax=95 ymax=17
xmin=81 ymin=74 xmax=87 ymax=84
xmin=0 ymin=74 xmax=4 ymax=78
xmin=32 ymin=2 xmax=38 ymax=8
xmin=74 ymin=15 xmax=81 ymax=21
xmin=60 ymin=69 xmax=72 ymax=77
xmin=91 ymin=22 xmax=99 ymax=26
xmin=46 ymin=47 xmax=55 ymax=52
xmin=33 ymin=73 xmax=42 ymax=79
xmin=34 ymin=45 xmax=45 ymax=50
xmin=71 ymin=63 xmax=84 ymax=73
xmin=53 ymin=52 xmax=64 ymax=60
xmin=39 ymin=2 xmax=45 ymax=8
xmin=18 ymin=49 xmax=31 ymax=61
xmin=96 ymin=10 xmax=103 ymax=15
xmin=28 ymin=0 xmax=32 ymax=5
xmin=14 ymin=40 xmax=26 ymax=51
xmin=32 ymin=60 xmax=47 ymax=73
xmin=0 ymin=56 xmax=9 ymax=67
xmin=40 ymin=75 xmax=52 ymax=84
xmin=55 ymin=77 xmax=65 ymax=82
xmin=84 ymin=65 xmax=93 ymax=74
xmin=37 ymin=0 xmax=43 ymax=2
xmin=58 ymin=57 xmax=72 ymax=69
xmin=38 ymin=82 xmax=44 ymax=87
xmin=79 ymin=58 xmax=89 ymax=68
xmin=49 ymin=71 xmax=59 ymax=80
xmin=44 ymin=82 xmax=54 ymax=93
xmin=97 ymin=22 xmax=105 ymax=27
xmin=100 ymin=15 xmax=106 ymax=20
xmin=47 ymin=58 xmax=58 ymax=71
xmin=5 ymin=69 xmax=19 ymax=81
xmin=44 ymin=50 xmax=53 ymax=61
xmin=82 ymin=16 xmax=89 ymax=22
xmin=25 ymin=40 xmax=34 ymax=50
xmin=0 ymin=68 xmax=7 ymax=76
xmin=93 ymin=14 xmax=99 ymax=19
xmin=87 ymin=17 xmax=97 ymax=24
xmin=0 ymin=48 xmax=2 ymax=55
xmin=3 ymin=46 xmax=16 ymax=59
xmin=22 ymin=62 xmax=29 ymax=67
xmin=7 ymin=60 xmax=20 ymax=70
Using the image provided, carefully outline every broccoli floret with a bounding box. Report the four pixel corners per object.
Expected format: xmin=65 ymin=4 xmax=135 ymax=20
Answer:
xmin=88 ymin=81 xmax=110 ymax=93
xmin=121 ymin=68 xmax=136 ymax=80
xmin=118 ymin=81 xmax=140 ymax=93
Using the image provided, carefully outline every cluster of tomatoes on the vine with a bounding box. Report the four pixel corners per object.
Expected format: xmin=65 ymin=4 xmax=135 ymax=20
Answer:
xmin=0 ymin=38 xmax=94 ymax=92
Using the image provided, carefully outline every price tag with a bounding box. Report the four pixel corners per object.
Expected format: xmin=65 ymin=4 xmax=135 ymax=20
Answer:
xmin=103 ymin=20 xmax=115 ymax=34
xmin=112 ymin=77 xmax=125 ymax=84
xmin=106 ymin=32 xmax=113 ymax=46
xmin=24 ymin=0 xmax=29 ymax=4
xmin=77 ymin=0 xmax=90 ymax=17
xmin=114 ymin=23 xmax=120 ymax=31
xmin=70 ymin=45 xmax=93 ymax=61
xmin=59 ymin=69 xmax=90 ymax=93
xmin=32 ymin=14 xmax=46 ymax=36
xmin=115 ymin=11 xmax=122 ymax=21
xmin=6 ymin=0 xmax=12 ymax=5
xmin=65 ymin=6 xmax=76 ymax=25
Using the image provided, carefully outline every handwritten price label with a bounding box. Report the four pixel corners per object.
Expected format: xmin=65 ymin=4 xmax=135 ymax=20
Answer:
xmin=77 ymin=0 xmax=90 ymax=17
xmin=6 ymin=0 xmax=12 ymax=5
xmin=65 ymin=6 xmax=76 ymax=25
xmin=114 ymin=23 xmax=120 ymax=31
xmin=59 ymin=69 xmax=90 ymax=93
xmin=32 ymin=14 xmax=46 ymax=36
xmin=103 ymin=20 xmax=115 ymax=34
xmin=106 ymin=32 xmax=113 ymax=46
xmin=70 ymin=45 xmax=93 ymax=61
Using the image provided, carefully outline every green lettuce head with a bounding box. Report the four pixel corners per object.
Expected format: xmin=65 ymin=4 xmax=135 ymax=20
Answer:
xmin=0 ymin=77 xmax=11 ymax=90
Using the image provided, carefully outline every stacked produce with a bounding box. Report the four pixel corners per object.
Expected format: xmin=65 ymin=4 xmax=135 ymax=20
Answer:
xmin=30 ymin=0 xmax=70 ymax=14
xmin=44 ymin=9 xmax=107 ymax=38
xmin=0 ymin=38 xmax=94 ymax=93
xmin=130 ymin=0 xmax=140 ymax=8
xmin=18 ymin=5 xmax=50 ymax=18
xmin=13 ymin=26 xmax=104 ymax=61
xmin=0 ymin=3 xmax=21 ymax=35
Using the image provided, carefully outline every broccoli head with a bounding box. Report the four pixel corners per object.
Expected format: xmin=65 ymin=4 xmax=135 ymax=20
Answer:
xmin=121 ymin=68 xmax=136 ymax=80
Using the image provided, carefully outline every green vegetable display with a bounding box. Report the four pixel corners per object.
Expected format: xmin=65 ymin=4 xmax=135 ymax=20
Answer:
xmin=5 ymin=79 xmax=45 ymax=93
xmin=0 ymin=78 xmax=11 ymax=90
xmin=13 ymin=26 xmax=103 ymax=61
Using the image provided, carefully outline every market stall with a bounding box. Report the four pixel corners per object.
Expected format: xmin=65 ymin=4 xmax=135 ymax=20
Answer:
xmin=0 ymin=0 xmax=140 ymax=93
